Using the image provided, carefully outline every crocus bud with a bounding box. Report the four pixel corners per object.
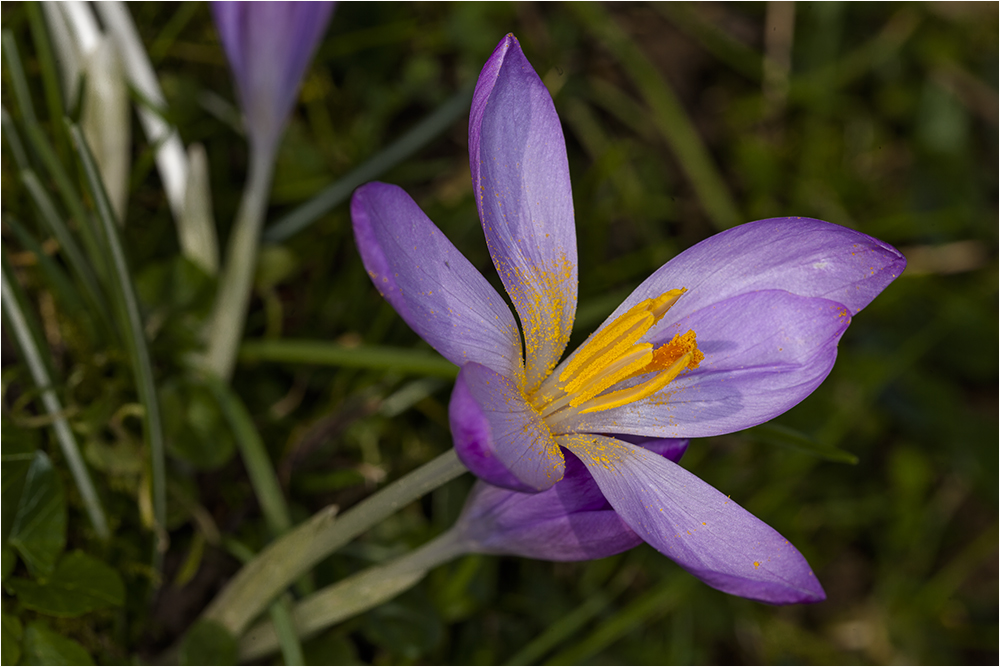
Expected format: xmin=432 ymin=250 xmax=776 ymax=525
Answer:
xmin=211 ymin=1 xmax=335 ymax=159
xmin=455 ymin=440 xmax=688 ymax=562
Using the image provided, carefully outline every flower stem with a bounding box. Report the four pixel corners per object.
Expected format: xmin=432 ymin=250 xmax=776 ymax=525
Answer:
xmin=201 ymin=449 xmax=467 ymax=636
xmin=201 ymin=146 xmax=274 ymax=381
xmin=239 ymin=529 xmax=470 ymax=661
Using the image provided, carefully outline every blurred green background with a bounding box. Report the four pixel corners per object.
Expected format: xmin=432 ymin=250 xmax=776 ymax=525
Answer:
xmin=2 ymin=2 xmax=996 ymax=664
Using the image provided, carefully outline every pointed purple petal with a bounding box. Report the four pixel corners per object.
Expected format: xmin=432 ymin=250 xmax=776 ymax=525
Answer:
xmin=561 ymin=435 xmax=825 ymax=604
xmin=456 ymin=453 xmax=642 ymax=561
xmin=470 ymin=34 xmax=577 ymax=390
xmin=450 ymin=363 xmax=564 ymax=492
xmin=351 ymin=183 xmax=523 ymax=379
xmin=595 ymin=218 xmax=904 ymax=337
xmin=212 ymin=2 xmax=335 ymax=155
xmin=614 ymin=436 xmax=689 ymax=463
xmin=555 ymin=291 xmax=850 ymax=439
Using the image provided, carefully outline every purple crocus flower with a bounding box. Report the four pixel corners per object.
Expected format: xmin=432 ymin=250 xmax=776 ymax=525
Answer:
xmin=211 ymin=1 xmax=335 ymax=158
xmin=351 ymin=34 xmax=905 ymax=604
xmin=456 ymin=438 xmax=689 ymax=562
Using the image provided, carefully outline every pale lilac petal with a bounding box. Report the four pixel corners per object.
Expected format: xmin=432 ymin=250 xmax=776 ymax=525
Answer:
xmin=560 ymin=435 xmax=825 ymax=604
xmin=553 ymin=291 xmax=850 ymax=439
xmin=212 ymin=2 xmax=335 ymax=155
xmin=351 ymin=183 xmax=523 ymax=379
xmin=614 ymin=436 xmax=689 ymax=463
xmin=594 ymin=218 xmax=904 ymax=337
xmin=450 ymin=363 xmax=564 ymax=492
xmin=470 ymin=34 xmax=577 ymax=390
xmin=456 ymin=453 xmax=641 ymax=561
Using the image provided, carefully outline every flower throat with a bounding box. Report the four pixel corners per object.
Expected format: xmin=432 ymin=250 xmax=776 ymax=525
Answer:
xmin=532 ymin=289 xmax=703 ymax=419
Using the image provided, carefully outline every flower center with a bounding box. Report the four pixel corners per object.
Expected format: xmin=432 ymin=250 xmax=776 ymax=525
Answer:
xmin=531 ymin=289 xmax=703 ymax=419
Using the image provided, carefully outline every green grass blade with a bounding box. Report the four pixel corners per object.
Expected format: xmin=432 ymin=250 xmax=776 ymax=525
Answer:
xmin=545 ymin=576 xmax=694 ymax=665
xmin=1 ymin=106 xmax=31 ymax=170
xmin=239 ymin=339 xmax=459 ymax=379
xmin=267 ymin=596 xmax=304 ymax=667
xmin=570 ymin=3 xmax=742 ymax=230
xmin=25 ymin=2 xmax=69 ymax=158
xmin=4 ymin=215 xmax=97 ymax=342
xmin=20 ymin=169 xmax=113 ymax=337
xmin=22 ymin=121 xmax=107 ymax=279
xmin=2 ymin=29 xmax=39 ymax=126
xmin=1 ymin=253 xmax=110 ymax=539
xmin=263 ymin=84 xmax=474 ymax=243
xmin=67 ymin=122 xmax=167 ymax=553
xmin=202 ymin=375 xmax=292 ymax=537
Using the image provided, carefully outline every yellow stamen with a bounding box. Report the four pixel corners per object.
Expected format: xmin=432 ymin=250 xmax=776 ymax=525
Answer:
xmin=537 ymin=288 xmax=701 ymax=417
xmin=577 ymin=331 xmax=703 ymax=414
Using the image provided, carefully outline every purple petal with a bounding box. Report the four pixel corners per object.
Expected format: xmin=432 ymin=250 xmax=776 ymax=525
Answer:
xmin=456 ymin=453 xmax=642 ymax=561
xmin=212 ymin=1 xmax=335 ymax=155
xmin=596 ymin=218 xmax=904 ymax=335
xmin=560 ymin=435 xmax=826 ymax=604
xmin=450 ymin=363 xmax=564 ymax=492
xmin=554 ymin=290 xmax=850 ymax=439
xmin=614 ymin=436 xmax=689 ymax=463
xmin=470 ymin=34 xmax=577 ymax=390
xmin=351 ymin=183 xmax=523 ymax=380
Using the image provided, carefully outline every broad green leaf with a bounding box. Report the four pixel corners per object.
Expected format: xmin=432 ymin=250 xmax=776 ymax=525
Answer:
xmin=160 ymin=378 xmax=235 ymax=471
xmin=179 ymin=619 xmax=238 ymax=666
xmin=746 ymin=422 xmax=859 ymax=464
xmin=2 ymin=421 xmax=38 ymax=543
xmin=22 ymin=622 xmax=93 ymax=665
xmin=6 ymin=551 xmax=125 ymax=617
xmin=2 ymin=613 xmax=23 ymax=665
xmin=8 ymin=451 xmax=66 ymax=578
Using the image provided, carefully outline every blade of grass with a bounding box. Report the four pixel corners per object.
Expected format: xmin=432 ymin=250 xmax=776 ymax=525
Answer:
xmin=570 ymin=3 xmax=741 ymax=231
xmin=5 ymin=215 xmax=97 ymax=343
xmin=239 ymin=530 xmax=467 ymax=661
xmin=201 ymin=149 xmax=273 ymax=381
xmin=94 ymin=2 xmax=188 ymax=219
xmin=202 ymin=375 xmax=292 ymax=537
xmin=2 ymin=105 xmax=31 ymax=170
xmin=545 ymin=575 xmax=694 ymax=665
xmin=217 ymin=539 xmax=304 ymax=667
xmin=68 ymin=122 xmax=167 ymax=555
xmin=202 ymin=449 xmax=467 ymax=636
xmin=263 ymin=84 xmax=474 ymax=243
xmin=505 ymin=566 xmax=636 ymax=666
xmin=656 ymin=3 xmax=764 ymax=81
xmin=22 ymin=120 xmax=107 ymax=280
xmin=239 ymin=339 xmax=459 ymax=379
xmin=1 ymin=253 xmax=110 ymax=539
xmin=20 ymin=169 xmax=113 ymax=337
xmin=2 ymin=29 xmax=39 ymax=126
xmin=25 ymin=2 xmax=69 ymax=158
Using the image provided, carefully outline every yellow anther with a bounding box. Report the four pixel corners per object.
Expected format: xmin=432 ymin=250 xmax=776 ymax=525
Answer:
xmin=558 ymin=288 xmax=685 ymax=385
xmin=566 ymin=344 xmax=653 ymax=406
xmin=577 ymin=331 xmax=702 ymax=414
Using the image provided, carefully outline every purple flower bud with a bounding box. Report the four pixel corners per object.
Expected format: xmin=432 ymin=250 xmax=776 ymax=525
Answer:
xmin=211 ymin=1 xmax=335 ymax=157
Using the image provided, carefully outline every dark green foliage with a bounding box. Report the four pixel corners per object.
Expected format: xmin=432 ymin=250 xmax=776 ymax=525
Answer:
xmin=2 ymin=1 xmax=996 ymax=664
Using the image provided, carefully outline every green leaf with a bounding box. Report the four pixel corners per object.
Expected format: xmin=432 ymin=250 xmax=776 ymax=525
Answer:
xmin=747 ymin=423 xmax=860 ymax=464
xmin=7 ymin=451 xmax=66 ymax=578
xmin=21 ymin=622 xmax=94 ymax=666
xmin=179 ymin=619 xmax=238 ymax=666
xmin=160 ymin=378 xmax=235 ymax=471
xmin=2 ymin=421 xmax=38 ymax=543
xmin=6 ymin=551 xmax=125 ymax=617
xmin=2 ymin=612 xmax=23 ymax=665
